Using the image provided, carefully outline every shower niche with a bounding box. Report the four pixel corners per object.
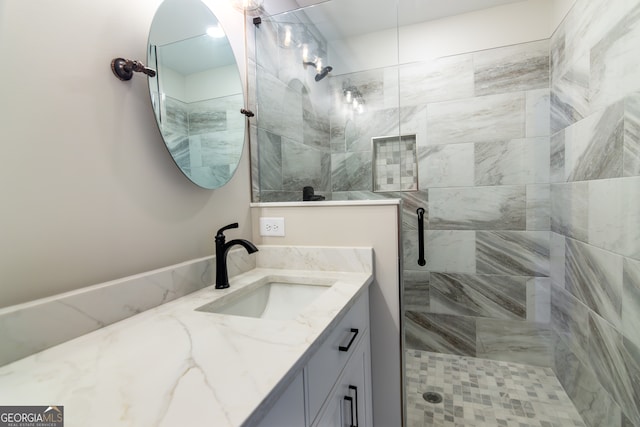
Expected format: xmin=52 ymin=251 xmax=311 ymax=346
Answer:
xmin=372 ymin=135 xmax=418 ymax=192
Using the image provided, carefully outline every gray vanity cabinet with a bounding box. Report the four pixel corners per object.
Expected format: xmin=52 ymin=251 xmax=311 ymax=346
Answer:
xmin=256 ymin=288 xmax=372 ymax=427
xmin=312 ymin=330 xmax=371 ymax=427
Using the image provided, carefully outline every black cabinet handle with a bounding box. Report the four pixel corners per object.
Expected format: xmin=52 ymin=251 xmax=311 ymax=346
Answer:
xmin=339 ymin=328 xmax=359 ymax=352
xmin=344 ymin=396 xmax=355 ymax=427
xmin=348 ymin=385 xmax=359 ymax=427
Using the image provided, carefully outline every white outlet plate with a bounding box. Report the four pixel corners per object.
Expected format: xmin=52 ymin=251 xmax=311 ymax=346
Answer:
xmin=260 ymin=217 xmax=285 ymax=236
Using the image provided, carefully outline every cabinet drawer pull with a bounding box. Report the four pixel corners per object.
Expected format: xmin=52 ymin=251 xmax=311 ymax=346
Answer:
xmin=343 ymin=396 xmax=356 ymax=427
xmin=348 ymin=385 xmax=359 ymax=426
xmin=339 ymin=328 xmax=359 ymax=352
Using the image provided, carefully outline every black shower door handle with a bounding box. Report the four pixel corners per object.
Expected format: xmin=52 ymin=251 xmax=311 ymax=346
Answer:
xmin=417 ymin=207 xmax=426 ymax=266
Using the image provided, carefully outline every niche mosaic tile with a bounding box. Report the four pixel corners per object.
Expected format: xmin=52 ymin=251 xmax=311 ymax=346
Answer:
xmin=373 ymin=134 xmax=418 ymax=192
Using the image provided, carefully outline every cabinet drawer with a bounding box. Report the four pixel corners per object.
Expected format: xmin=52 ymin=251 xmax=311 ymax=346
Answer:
xmin=307 ymin=290 xmax=369 ymax=423
xmin=255 ymin=370 xmax=306 ymax=427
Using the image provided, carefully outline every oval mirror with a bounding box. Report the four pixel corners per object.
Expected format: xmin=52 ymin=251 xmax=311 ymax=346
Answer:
xmin=148 ymin=0 xmax=245 ymax=189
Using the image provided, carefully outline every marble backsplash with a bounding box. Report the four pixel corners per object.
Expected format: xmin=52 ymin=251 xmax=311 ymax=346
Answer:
xmin=0 ymin=251 xmax=254 ymax=367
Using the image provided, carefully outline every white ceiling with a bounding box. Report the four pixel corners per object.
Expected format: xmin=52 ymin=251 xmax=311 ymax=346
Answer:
xmin=150 ymin=0 xmax=236 ymax=75
xmin=266 ymin=0 xmax=527 ymax=39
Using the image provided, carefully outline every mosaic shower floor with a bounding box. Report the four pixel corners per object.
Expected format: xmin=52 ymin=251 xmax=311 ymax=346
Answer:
xmin=405 ymin=350 xmax=586 ymax=427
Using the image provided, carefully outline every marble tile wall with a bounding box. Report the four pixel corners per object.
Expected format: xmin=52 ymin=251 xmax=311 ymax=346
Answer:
xmin=320 ymin=40 xmax=555 ymax=369
xmin=396 ymin=39 xmax=554 ymax=370
xmin=549 ymin=0 xmax=640 ymax=425
xmin=254 ymin=14 xmax=332 ymax=202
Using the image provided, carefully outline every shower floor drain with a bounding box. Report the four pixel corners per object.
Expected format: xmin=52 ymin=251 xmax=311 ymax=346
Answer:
xmin=422 ymin=391 xmax=443 ymax=404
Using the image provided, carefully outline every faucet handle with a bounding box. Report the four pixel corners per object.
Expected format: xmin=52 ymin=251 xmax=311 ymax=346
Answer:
xmin=216 ymin=223 xmax=239 ymax=239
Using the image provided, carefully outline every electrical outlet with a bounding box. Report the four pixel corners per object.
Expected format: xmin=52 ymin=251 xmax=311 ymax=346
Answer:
xmin=259 ymin=217 xmax=285 ymax=236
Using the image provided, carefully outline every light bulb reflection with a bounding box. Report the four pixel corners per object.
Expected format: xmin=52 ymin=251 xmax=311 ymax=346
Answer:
xmin=302 ymin=44 xmax=309 ymax=62
xmin=283 ymin=25 xmax=292 ymax=47
xmin=206 ymin=25 xmax=225 ymax=38
xmin=345 ymin=90 xmax=352 ymax=103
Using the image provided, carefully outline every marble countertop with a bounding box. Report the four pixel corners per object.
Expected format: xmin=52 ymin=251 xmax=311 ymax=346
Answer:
xmin=0 ymin=253 xmax=373 ymax=427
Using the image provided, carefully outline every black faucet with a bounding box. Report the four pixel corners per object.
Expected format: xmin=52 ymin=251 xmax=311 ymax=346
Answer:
xmin=215 ymin=223 xmax=258 ymax=289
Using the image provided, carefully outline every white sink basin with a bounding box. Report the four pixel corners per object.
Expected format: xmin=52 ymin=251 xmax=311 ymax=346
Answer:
xmin=196 ymin=277 xmax=334 ymax=320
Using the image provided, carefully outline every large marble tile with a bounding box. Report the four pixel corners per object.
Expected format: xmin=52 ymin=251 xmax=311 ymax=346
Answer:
xmin=560 ymin=0 xmax=634 ymax=82
xmin=424 ymin=230 xmax=476 ymax=274
xmin=336 ymin=107 xmax=401 ymax=153
xmin=476 ymin=318 xmax=553 ymax=368
xmin=331 ymin=151 xmax=372 ymax=192
xmin=588 ymin=312 xmax=640 ymax=425
xmin=404 ymin=311 xmax=476 ymax=357
xmin=162 ymin=96 xmax=189 ymax=135
xmin=476 ymin=231 xmax=550 ymax=277
xmin=549 ymin=13 xmax=567 ymax=81
xmin=527 ymin=277 xmax=550 ymax=323
xmin=622 ymin=413 xmax=637 ymax=427
xmin=550 ymin=284 xmax=591 ymax=367
xmin=550 ymin=232 xmax=566 ymax=289
xmin=189 ymin=96 xmax=241 ymax=135
xmin=426 ymin=92 xmax=526 ymax=145
xmin=475 ymin=137 xmax=550 ymax=186
xmin=256 ymin=68 xmax=304 ymax=140
xmin=166 ymin=136 xmax=190 ymax=171
xmin=302 ymin=100 xmax=331 ymax=152
xmin=399 ymin=105 xmax=427 ymax=140
xmin=418 ymin=143 xmax=474 ymax=188
xmin=250 ymin=124 xmax=260 ymax=201
xmin=550 ymin=53 xmax=590 ymax=134
xmin=550 ymin=129 xmax=565 ymax=183
xmin=590 ymin=3 xmax=640 ymax=113
xmin=281 ymin=137 xmax=330 ymax=192
xmin=257 ymin=129 xmax=283 ymax=191
xmin=526 ymin=89 xmax=551 ymax=137
xmin=399 ymin=54 xmax=474 ymax=106
xmin=624 ymin=93 xmax=640 ymax=177
xmin=553 ymin=333 xmax=623 ymax=427
xmin=622 ymin=337 xmax=640 ymax=426
xmin=429 ymin=186 xmax=526 ymax=231
xmin=588 ymin=177 xmax=640 ymax=259
xmin=403 ymin=270 xmax=430 ymax=312
xmin=563 ymin=101 xmax=624 ymax=181
xmin=550 ymin=181 xmax=589 ymax=241
xmin=474 ymin=40 xmax=550 ymax=96
xmin=564 ymin=238 xmax=623 ymax=328
xmin=397 ymin=190 xmax=428 ymax=232
xmin=199 ymin=130 xmax=244 ymax=167
xmin=429 ymin=273 xmax=527 ymax=320
xmin=622 ymin=257 xmax=640 ymax=351
xmin=527 ymin=184 xmax=550 ymax=231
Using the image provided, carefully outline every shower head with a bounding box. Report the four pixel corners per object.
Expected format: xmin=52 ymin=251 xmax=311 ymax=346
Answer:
xmin=315 ymin=66 xmax=333 ymax=81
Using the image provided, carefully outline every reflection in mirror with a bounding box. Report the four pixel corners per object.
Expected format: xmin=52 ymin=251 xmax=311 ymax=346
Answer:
xmin=148 ymin=0 xmax=245 ymax=189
